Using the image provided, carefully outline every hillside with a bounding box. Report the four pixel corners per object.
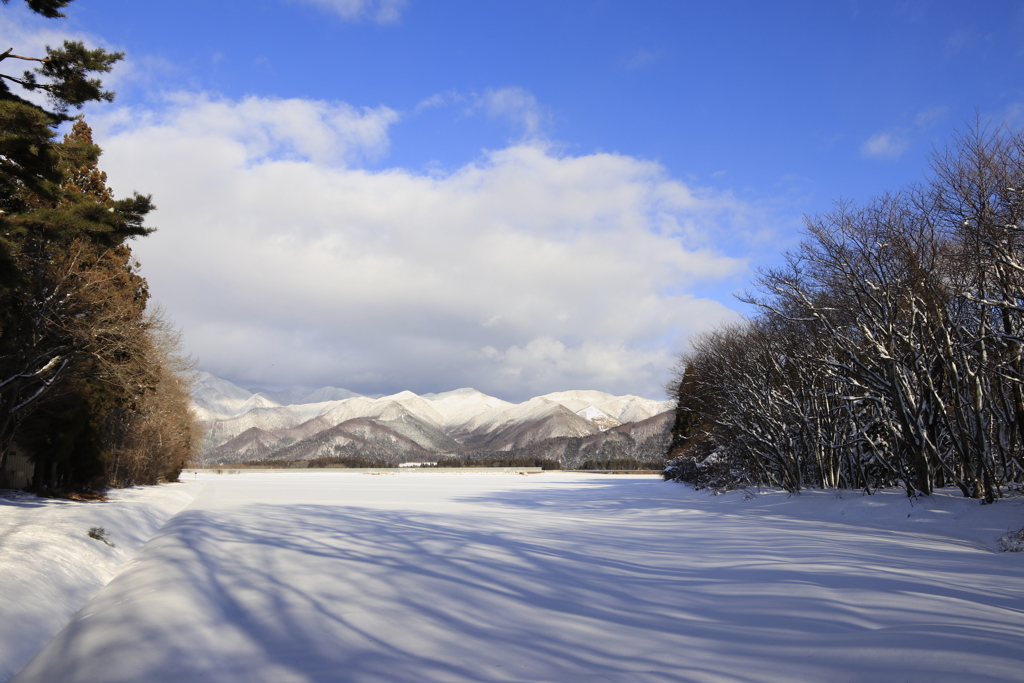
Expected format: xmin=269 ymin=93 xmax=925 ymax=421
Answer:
xmin=193 ymin=374 xmax=674 ymax=466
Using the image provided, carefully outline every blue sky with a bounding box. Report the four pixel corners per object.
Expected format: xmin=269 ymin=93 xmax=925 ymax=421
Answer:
xmin=73 ymin=1 xmax=1023 ymax=200
xmin=4 ymin=0 xmax=1023 ymax=401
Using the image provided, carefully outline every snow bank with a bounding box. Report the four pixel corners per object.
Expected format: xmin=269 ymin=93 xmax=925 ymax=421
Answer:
xmin=0 ymin=482 xmax=200 ymax=682
xmin=9 ymin=473 xmax=1024 ymax=682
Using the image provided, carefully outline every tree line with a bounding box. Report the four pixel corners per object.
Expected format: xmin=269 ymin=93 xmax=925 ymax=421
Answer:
xmin=0 ymin=0 xmax=200 ymax=493
xmin=431 ymin=456 xmax=562 ymax=470
xmin=665 ymin=124 xmax=1024 ymax=501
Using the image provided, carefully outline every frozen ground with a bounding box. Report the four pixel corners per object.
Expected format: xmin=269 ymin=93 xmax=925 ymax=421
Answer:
xmin=5 ymin=472 xmax=1024 ymax=682
xmin=0 ymin=481 xmax=199 ymax=682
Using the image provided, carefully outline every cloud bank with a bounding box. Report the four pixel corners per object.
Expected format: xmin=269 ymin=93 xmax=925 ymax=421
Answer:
xmin=92 ymin=93 xmax=749 ymax=401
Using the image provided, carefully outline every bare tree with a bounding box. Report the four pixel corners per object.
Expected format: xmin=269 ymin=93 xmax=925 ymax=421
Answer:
xmin=665 ymin=123 xmax=1024 ymax=499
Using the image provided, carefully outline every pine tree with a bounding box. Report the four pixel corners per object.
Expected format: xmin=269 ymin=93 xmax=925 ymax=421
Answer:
xmin=0 ymin=0 xmax=143 ymax=283
xmin=2 ymin=119 xmax=154 ymax=490
xmin=0 ymin=1 xmax=178 ymax=490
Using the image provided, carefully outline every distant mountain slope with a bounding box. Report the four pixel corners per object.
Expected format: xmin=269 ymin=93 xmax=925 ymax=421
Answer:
xmin=485 ymin=410 xmax=676 ymax=469
xmin=268 ymin=418 xmax=436 ymax=463
xmin=459 ymin=403 xmax=601 ymax=452
xmin=252 ymin=386 xmax=364 ymax=406
xmin=193 ymin=374 xmax=674 ymax=465
xmin=192 ymin=372 xmax=281 ymax=418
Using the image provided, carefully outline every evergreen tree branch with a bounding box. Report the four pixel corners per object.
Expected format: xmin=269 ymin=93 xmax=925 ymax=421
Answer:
xmin=1 ymin=0 xmax=73 ymax=20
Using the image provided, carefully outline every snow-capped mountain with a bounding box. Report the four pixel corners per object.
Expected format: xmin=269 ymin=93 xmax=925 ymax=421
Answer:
xmin=249 ymin=385 xmax=363 ymax=407
xmin=192 ymin=374 xmax=674 ymax=465
xmin=575 ymin=405 xmax=621 ymax=431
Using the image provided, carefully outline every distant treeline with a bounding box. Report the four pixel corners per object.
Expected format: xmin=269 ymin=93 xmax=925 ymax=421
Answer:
xmin=431 ymin=457 xmax=561 ymax=470
xmin=215 ymin=459 xmax=308 ymax=469
xmin=308 ymin=456 xmax=390 ymax=468
xmin=578 ymin=459 xmax=663 ymax=471
xmin=215 ymin=456 xmax=390 ymax=469
xmin=222 ymin=455 xmax=671 ymax=471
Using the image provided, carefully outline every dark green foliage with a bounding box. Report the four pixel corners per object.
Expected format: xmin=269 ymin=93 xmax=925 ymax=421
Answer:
xmin=308 ymin=455 xmax=390 ymax=469
xmin=432 ymin=457 xmax=561 ymax=470
xmin=12 ymin=189 xmax=154 ymax=243
xmin=1 ymin=0 xmax=121 ymax=115
xmin=578 ymin=458 xmax=662 ymax=471
xmin=2 ymin=0 xmax=73 ymax=19
xmin=18 ymin=378 xmax=111 ymax=492
xmin=29 ymin=41 xmax=121 ymax=113
xmin=667 ymin=363 xmax=705 ymax=458
xmin=0 ymin=0 xmax=137 ymax=489
xmin=0 ymin=101 xmax=62 ymax=217
xmin=661 ymin=360 xmax=749 ymax=489
xmin=662 ymin=444 xmax=751 ymax=491
xmin=0 ymin=4 xmax=197 ymax=493
xmin=465 ymin=441 xmax=572 ymax=466
xmin=216 ymin=457 xmax=404 ymax=469
xmin=211 ymin=459 xmax=308 ymax=469
xmin=0 ymin=0 xmax=128 ymax=284
xmin=0 ymin=122 xmax=157 ymax=492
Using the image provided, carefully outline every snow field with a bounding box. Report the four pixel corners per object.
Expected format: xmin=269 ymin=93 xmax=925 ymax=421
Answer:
xmin=0 ymin=482 xmax=200 ymax=682
xmin=7 ymin=472 xmax=1024 ymax=682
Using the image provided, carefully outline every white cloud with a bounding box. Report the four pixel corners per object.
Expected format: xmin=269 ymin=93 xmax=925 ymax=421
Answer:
xmin=860 ymin=132 xmax=909 ymax=159
xmin=99 ymin=93 xmax=399 ymax=166
xmin=91 ymin=94 xmax=749 ymax=401
xmin=290 ymin=0 xmax=407 ymax=24
xmin=0 ymin=9 xmax=83 ymax=60
xmin=414 ymin=90 xmax=465 ymax=112
xmin=471 ymin=87 xmax=550 ymax=139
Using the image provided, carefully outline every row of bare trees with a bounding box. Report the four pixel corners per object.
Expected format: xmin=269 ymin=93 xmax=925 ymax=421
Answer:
xmin=665 ymin=125 xmax=1024 ymax=500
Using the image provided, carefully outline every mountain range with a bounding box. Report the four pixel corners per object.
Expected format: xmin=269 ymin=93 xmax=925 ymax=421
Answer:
xmin=192 ymin=373 xmax=675 ymax=467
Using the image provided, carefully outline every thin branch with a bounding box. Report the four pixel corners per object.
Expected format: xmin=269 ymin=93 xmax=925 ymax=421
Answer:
xmin=0 ymin=47 xmax=49 ymax=64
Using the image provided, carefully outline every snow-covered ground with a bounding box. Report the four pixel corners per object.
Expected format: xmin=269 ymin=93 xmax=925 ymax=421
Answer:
xmin=4 ymin=472 xmax=1024 ymax=682
xmin=0 ymin=482 xmax=199 ymax=682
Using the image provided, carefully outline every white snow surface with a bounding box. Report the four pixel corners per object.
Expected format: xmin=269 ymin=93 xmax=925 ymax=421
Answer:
xmin=575 ymin=404 xmax=621 ymax=430
xmin=0 ymin=483 xmax=200 ymax=682
xmin=5 ymin=472 xmax=1024 ymax=682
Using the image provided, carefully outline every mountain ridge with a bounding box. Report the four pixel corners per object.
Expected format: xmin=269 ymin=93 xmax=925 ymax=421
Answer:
xmin=193 ymin=373 xmax=674 ymax=466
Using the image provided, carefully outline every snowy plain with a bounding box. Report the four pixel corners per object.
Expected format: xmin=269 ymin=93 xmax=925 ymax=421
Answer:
xmin=4 ymin=472 xmax=1024 ymax=682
